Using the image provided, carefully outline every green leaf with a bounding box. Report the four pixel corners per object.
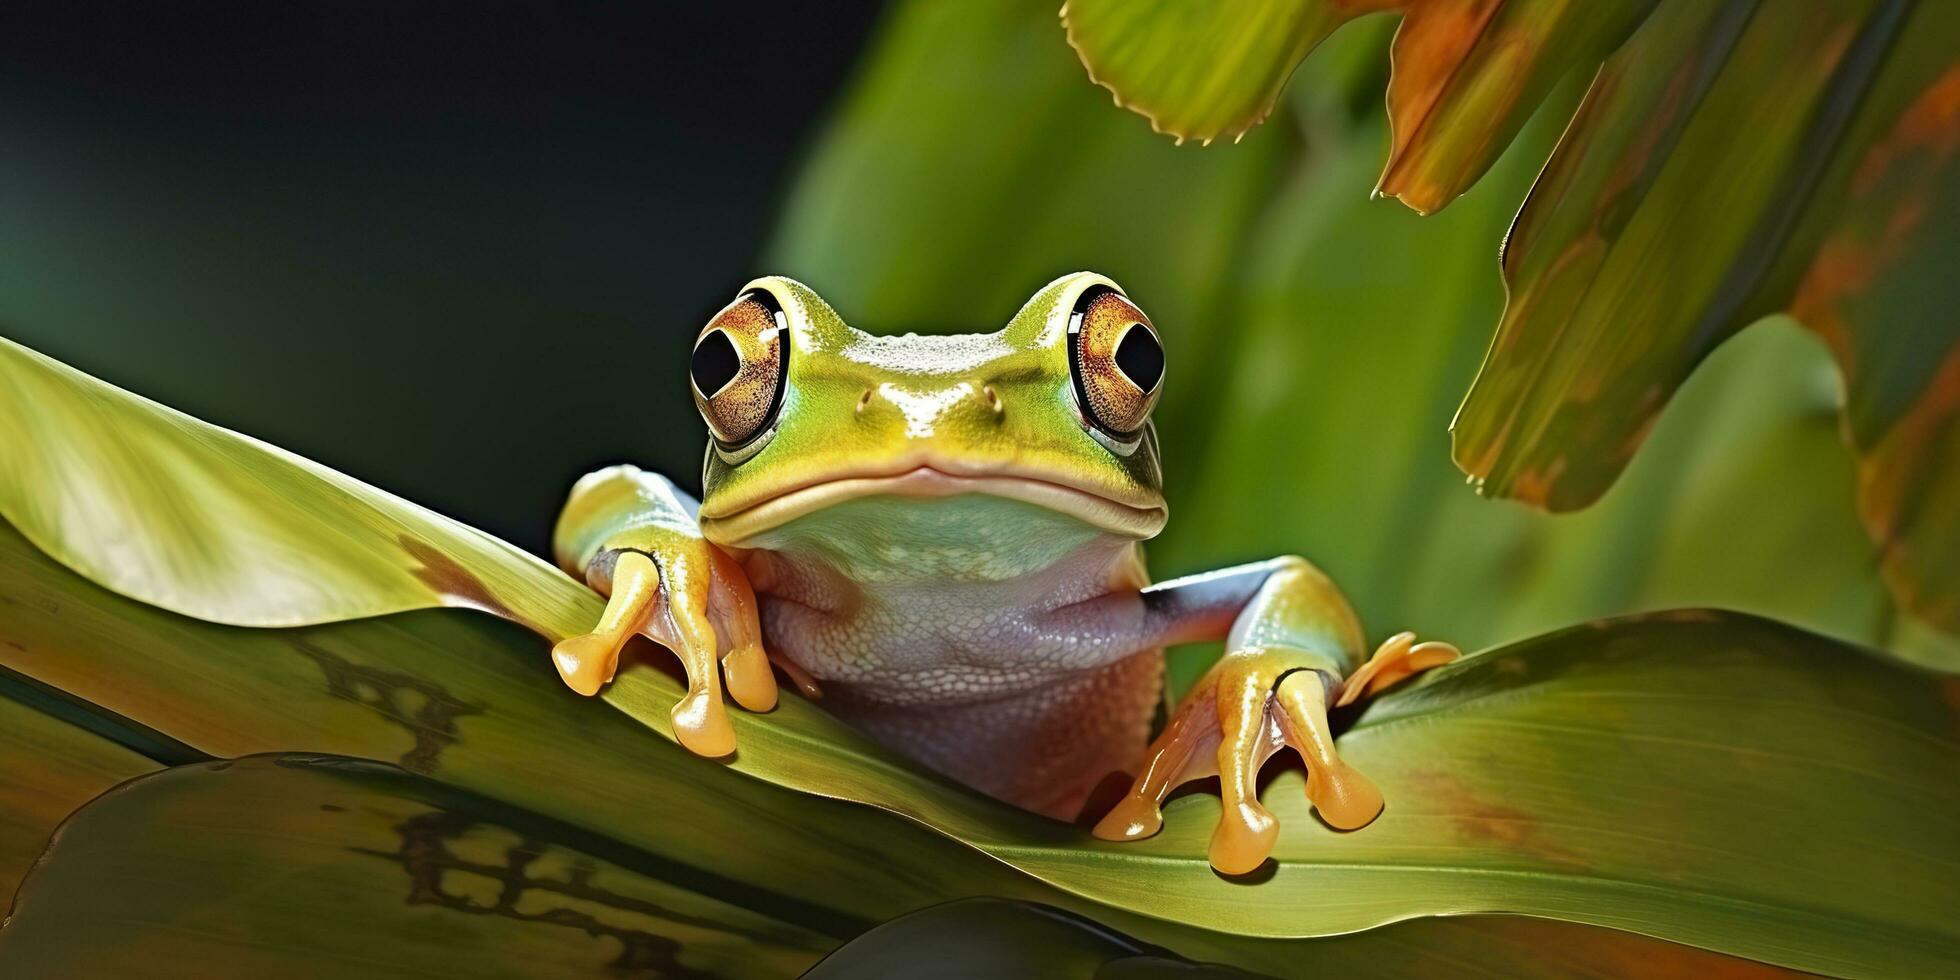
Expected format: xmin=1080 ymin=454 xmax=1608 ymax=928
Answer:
xmin=1058 ymin=0 xmax=1348 ymax=146
xmin=0 ymin=751 xmax=1792 ymax=980
xmin=0 ymin=337 xmax=597 ymax=636
xmin=1451 ymin=0 xmax=1960 ymax=636
xmin=804 ymin=898 xmax=1264 ymax=979
xmin=4 ymin=507 xmax=1956 ymax=973
xmin=1061 ymin=0 xmax=1656 ymax=212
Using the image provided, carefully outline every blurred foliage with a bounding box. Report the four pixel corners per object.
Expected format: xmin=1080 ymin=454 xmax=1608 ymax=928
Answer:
xmin=1061 ymin=0 xmax=1960 ymax=644
xmin=770 ymin=0 xmax=1960 ymax=677
xmin=6 ymin=210 xmax=1960 ymax=975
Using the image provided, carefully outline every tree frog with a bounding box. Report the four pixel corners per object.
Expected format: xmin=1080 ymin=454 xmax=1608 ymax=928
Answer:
xmin=550 ymin=273 xmax=1456 ymax=874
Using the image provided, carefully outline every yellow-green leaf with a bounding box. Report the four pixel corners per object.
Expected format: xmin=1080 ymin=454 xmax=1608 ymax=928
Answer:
xmin=0 ymin=336 xmax=596 ymax=636
xmin=1060 ymin=0 xmax=1356 ymax=145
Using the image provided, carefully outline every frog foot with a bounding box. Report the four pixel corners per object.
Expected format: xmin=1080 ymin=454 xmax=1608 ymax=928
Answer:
xmin=1093 ymin=632 xmax=1458 ymax=875
xmin=551 ymin=536 xmax=782 ymax=757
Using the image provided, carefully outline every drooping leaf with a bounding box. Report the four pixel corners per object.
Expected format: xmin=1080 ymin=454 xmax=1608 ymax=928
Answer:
xmin=1060 ymin=0 xmax=1960 ymax=640
xmin=1057 ymin=0 xmax=1356 ymax=146
xmin=1451 ymin=0 xmax=1960 ymax=636
xmin=1060 ymin=0 xmax=1656 ymax=212
xmin=0 ymin=336 xmax=597 ymax=636
xmin=1161 ymin=100 xmax=1928 ymax=682
xmin=0 ymin=755 xmax=838 ymax=978
xmin=3 ymin=515 xmax=1954 ymax=973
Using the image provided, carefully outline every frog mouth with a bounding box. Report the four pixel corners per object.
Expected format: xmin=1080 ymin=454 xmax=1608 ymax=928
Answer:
xmin=698 ymin=465 xmax=1167 ymax=544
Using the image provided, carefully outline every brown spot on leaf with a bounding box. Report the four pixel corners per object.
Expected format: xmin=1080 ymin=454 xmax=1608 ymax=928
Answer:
xmin=1408 ymin=769 xmax=1589 ymax=870
xmin=397 ymin=534 xmax=541 ymax=634
xmin=293 ymin=640 xmax=483 ymax=774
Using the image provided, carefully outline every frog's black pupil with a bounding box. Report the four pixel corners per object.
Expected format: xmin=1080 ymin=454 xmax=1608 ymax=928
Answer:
xmin=1113 ymin=325 xmax=1164 ymax=392
xmin=691 ymin=330 xmax=741 ymax=396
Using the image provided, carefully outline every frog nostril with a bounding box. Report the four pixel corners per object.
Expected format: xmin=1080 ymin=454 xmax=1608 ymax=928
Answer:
xmin=982 ymin=385 xmax=1003 ymax=418
xmin=856 ymin=389 xmax=873 ymax=415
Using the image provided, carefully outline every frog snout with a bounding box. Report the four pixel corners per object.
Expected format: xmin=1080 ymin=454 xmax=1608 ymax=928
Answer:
xmin=858 ymin=381 xmax=1005 ymax=437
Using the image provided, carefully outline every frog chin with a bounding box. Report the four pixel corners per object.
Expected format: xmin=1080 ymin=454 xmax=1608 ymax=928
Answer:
xmin=697 ymin=466 xmax=1166 ymax=548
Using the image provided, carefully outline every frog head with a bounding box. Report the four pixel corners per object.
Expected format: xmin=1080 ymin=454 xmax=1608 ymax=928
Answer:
xmin=687 ymin=273 xmax=1167 ymax=578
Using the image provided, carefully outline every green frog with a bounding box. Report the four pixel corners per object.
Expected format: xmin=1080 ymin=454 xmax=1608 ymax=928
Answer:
xmin=550 ymin=273 xmax=1455 ymax=874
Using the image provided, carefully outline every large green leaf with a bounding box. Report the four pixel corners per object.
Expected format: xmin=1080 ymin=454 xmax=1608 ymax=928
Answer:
xmin=0 ymin=750 xmax=1792 ymax=980
xmin=2 ymin=479 xmax=1956 ymax=973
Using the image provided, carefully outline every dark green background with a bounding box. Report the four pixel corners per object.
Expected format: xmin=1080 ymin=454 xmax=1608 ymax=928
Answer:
xmin=1 ymin=1 xmax=879 ymax=553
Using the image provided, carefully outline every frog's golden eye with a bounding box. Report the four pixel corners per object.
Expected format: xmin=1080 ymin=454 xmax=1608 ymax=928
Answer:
xmin=691 ymin=290 xmax=788 ymax=446
xmin=1068 ymin=286 xmax=1163 ymax=437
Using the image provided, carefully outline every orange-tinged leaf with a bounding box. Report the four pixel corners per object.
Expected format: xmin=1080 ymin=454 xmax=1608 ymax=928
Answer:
xmin=1790 ymin=62 xmax=1960 ymax=633
xmin=1378 ymin=0 xmax=1656 ymax=214
xmin=1062 ymin=0 xmax=1654 ymax=210
xmin=1454 ymin=0 xmax=1960 ymax=633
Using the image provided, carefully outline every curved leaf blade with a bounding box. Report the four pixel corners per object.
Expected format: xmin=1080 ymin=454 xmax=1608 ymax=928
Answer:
xmin=0 ymin=336 xmax=596 ymax=636
xmin=1374 ymin=0 xmax=1656 ymax=214
xmin=1452 ymin=0 xmax=1960 ymax=633
xmin=1060 ymin=0 xmax=1354 ymax=145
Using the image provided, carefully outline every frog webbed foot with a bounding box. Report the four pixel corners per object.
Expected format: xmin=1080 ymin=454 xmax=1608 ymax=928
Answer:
xmin=551 ymin=532 xmax=781 ymax=757
xmin=1093 ymin=632 xmax=1458 ymax=875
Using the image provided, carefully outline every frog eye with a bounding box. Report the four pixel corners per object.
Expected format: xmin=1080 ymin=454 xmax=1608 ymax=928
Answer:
xmin=691 ymin=290 xmax=788 ymax=446
xmin=1068 ymin=286 xmax=1163 ymax=437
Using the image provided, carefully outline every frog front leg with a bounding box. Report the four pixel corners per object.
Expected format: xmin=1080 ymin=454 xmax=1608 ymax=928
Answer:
xmin=1090 ymin=556 xmax=1458 ymax=874
xmin=550 ymin=464 xmax=786 ymax=756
